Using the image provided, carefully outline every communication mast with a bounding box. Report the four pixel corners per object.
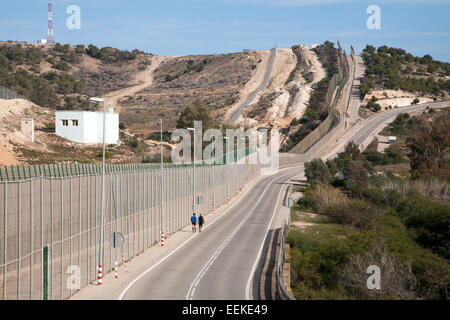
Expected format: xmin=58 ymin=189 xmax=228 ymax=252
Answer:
xmin=47 ymin=3 xmax=54 ymax=44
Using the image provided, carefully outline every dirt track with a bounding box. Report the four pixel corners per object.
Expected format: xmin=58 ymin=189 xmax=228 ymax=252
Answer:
xmin=101 ymin=56 xmax=169 ymax=113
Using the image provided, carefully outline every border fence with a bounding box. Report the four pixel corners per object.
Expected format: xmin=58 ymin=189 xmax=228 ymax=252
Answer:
xmin=289 ymin=44 xmax=355 ymax=155
xmin=0 ymin=86 xmax=29 ymax=101
xmin=0 ymin=152 xmax=304 ymax=300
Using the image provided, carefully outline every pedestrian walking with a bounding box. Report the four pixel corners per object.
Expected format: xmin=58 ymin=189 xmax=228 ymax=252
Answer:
xmin=198 ymin=214 xmax=204 ymax=233
xmin=191 ymin=213 xmax=197 ymax=232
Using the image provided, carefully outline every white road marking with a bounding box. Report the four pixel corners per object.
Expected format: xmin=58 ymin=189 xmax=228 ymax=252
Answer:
xmin=118 ymin=166 xmax=299 ymax=300
xmin=245 ymin=179 xmax=286 ymax=300
xmin=186 ymin=170 xmax=294 ymax=300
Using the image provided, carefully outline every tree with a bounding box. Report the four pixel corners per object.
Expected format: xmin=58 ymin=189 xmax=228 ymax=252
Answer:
xmin=54 ymin=43 xmax=64 ymax=53
xmin=86 ymin=44 xmax=100 ymax=58
xmin=305 ymin=159 xmax=330 ymax=183
xmin=290 ymin=118 xmax=299 ymax=126
xmin=406 ymin=111 xmax=450 ymax=179
xmin=75 ymin=44 xmax=85 ymax=54
xmin=176 ymin=99 xmax=214 ymax=130
xmin=344 ymin=160 xmax=369 ymax=184
xmin=344 ymin=141 xmax=362 ymax=160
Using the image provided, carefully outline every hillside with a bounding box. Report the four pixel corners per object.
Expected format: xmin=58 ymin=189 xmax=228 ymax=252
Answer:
xmin=0 ymin=41 xmax=152 ymax=110
xmin=118 ymin=50 xmax=264 ymax=133
xmin=3 ymin=41 xmax=447 ymax=166
xmin=359 ymin=45 xmax=450 ymax=117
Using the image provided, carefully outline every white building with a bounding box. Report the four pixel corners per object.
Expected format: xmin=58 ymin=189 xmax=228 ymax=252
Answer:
xmin=55 ymin=110 xmax=119 ymax=144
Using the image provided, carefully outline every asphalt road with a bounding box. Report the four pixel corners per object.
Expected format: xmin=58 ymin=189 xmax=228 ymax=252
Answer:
xmin=228 ymin=46 xmax=277 ymax=125
xmin=120 ymin=100 xmax=449 ymax=301
xmin=347 ymin=100 xmax=450 ymax=147
xmin=120 ymin=166 xmax=299 ymax=300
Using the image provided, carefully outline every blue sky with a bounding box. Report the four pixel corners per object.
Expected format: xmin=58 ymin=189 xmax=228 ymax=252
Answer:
xmin=1 ymin=0 xmax=449 ymax=61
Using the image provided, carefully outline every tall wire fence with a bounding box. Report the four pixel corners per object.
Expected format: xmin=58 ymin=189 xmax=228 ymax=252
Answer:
xmin=289 ymin=47 xmax=354 ymax=155
xmin=0 ymin=86 xmax=29 ymax=101
xmin=0 ymin=153 xmax=303 ymax=300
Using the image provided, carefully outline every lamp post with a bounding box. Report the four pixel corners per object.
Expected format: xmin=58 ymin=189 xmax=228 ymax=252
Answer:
xmin=187 ymin=128 xmax=196 ymax=214
xmin=157 ymin=119 xmax=165 ymax=245
xmin=223 ymin=137 xmax=230 ymax=203
xmin=89 ymin=97 xmax=106 ymax=285
xmin=238 ymin=137 xmax=245 ymax=190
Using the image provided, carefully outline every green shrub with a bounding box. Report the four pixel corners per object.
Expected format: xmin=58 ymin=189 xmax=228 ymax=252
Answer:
xmin=297 ymin=195 xmax=317 ymax=211
xmin=305 ymin=159 xmax=330 ymax=183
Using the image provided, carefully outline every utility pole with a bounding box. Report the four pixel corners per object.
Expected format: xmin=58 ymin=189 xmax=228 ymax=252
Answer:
xmin=223 ymin=137 xmax=230 ymax=203
xmin=187 ymin=128 xmax=196 ymax=214
xmin=158 ymin=119 xmax=165 ymax=245
xmin=89 ymin=97 xmax=106 ymax=285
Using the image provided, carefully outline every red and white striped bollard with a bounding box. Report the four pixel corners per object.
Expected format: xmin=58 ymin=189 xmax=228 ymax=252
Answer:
xmin=98 ymin=265 xmax=103 ymax=285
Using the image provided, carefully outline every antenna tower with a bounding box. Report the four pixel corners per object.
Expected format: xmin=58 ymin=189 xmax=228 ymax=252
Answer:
xmin=47 ymin=3 xmax=54 ymax=44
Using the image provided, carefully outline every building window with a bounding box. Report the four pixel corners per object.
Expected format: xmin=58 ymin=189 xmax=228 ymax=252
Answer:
xmin=62 ymin=120 xmax=68 ymax=126
xmin=72 ymin=120 xmax=79 ymax=126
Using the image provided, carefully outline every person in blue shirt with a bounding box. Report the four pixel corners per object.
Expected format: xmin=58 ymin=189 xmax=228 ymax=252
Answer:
xmin=191 ymin=213 xmax=197 ymax=232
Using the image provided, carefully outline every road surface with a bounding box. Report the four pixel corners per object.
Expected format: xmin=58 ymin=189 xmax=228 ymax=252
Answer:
xmin=119 ymin=100 xmax=449 ymax=301
xmin=120 ymin=166 xmax=299 ymax=300
xmin=322 ymin=100 xmax=450 ymax=159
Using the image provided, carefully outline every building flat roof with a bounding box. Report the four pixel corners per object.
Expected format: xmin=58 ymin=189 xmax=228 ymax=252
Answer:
xmin=55 ymin=110 xmax=117 ymax=114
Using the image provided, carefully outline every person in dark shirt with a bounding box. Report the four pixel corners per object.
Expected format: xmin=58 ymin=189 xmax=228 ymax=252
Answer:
xmin=198 ymin=214 xmax=205 ymax=233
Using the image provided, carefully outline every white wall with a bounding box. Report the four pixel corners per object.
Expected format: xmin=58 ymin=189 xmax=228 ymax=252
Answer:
xmin=55 ymin=111 xmax=119 ymax=144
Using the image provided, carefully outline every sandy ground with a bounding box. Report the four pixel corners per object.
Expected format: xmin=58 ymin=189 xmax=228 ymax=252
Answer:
xmin=284 ymin=46 xmax=326 ymax=120
xmin=236 ymin=46 xmax=326 ymax=130
xmin=302 ymin=45 xmax=327 ymax=83
xmin=0 ymin=99 xmax=54 ymax=166
xmin=266 ymin=48 xmax=297 ymax=92
xmin=223 ymin=50 xmax=271 ymax=123
xmin=365 ymin=89 xmax=433 ymax=109
xmin=277 ymin=46 xmax=326 ymax=124
xmin=266 ymin=89 xmax=290 ymax=121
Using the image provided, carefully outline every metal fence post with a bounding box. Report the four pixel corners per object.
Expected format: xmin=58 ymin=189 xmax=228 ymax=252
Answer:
xmin=109 ymin=174 xmax=113 ymax=272
xmin=30 ymin=178 xmax=33 ymax=299
xmin=133 ymin=171 xmax=137 ymax=256
xmin=150 ymin=170 xmax=153 ymax=246
xmin=78 ymin=176 xmax=81 ymax=291
xmin=60 ymin=179 xmax=64 ymax=300
xmin=40 ymin=177 xmax=43 ymax=300
xmin=87 ymin=175 xmax=90 ymax=285
xmin=50 ymin=177 xmax=54 ymax=300
xmin=127 ymin=172 xmax=130 ymax=259
xmin=94 ymin=175 xmax=98 ymax=283
xmin=17 ymin=182 xmax=21 ymax=300
xmin=3 ymin=181 xmax=7 ymax=300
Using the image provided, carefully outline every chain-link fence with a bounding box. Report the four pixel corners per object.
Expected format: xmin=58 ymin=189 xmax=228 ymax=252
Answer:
xmin=0 ymin=151 xmax=305 ymax=300
xmin=0 ymin=86 xmax=28 ymax=101
xmin=0 ymin=159 xmax=264 ymax=300
xmin=289 ymin=47 xmax=355 ymax=156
